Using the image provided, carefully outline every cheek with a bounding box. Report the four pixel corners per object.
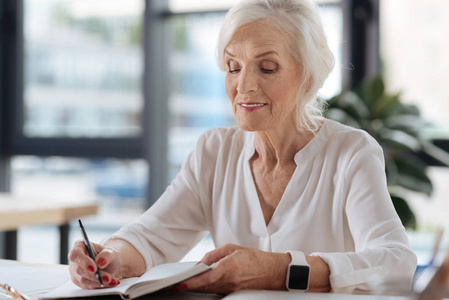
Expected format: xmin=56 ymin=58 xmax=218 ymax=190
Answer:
xmin=267 ymin=82 xmax=299 ymax=110
xmin=225 ymin=76 xmax=237 ymax=101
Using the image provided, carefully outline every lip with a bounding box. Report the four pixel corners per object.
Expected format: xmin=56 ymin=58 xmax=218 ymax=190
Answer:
xmin=238 ymin=102 xmax=267 ymax=112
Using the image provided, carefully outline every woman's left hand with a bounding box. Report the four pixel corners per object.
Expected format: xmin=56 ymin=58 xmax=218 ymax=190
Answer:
xmin=177 ymin=244 xmax=291 ymax=294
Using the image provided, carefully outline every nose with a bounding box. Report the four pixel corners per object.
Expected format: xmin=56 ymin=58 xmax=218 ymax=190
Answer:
xmin=237 ymin=68 xmax=258 ymax=94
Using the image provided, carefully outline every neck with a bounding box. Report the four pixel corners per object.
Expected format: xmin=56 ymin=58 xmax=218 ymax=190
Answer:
xmin=253 ymin=122 xmax=314 ymax=167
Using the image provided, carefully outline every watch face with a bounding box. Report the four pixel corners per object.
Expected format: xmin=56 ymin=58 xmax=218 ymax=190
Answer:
xmin=288 ymin=265 xmax=310 ymax=290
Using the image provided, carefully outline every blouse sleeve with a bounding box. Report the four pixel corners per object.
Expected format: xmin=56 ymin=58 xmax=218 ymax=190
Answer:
xmin=107 ymin=132 xmax=213 ymax=270
xmin=311 ymin=140 xmax=417 ymax=294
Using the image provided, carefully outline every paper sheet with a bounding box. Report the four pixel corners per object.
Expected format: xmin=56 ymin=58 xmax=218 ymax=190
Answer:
xmin=0 ymin=263 xmax=70 ymax=296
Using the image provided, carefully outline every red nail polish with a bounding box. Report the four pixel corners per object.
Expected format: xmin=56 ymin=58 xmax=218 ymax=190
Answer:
xmin=179 ymin=283 xmax=187 ymax=290
xmin=102 ymin=276 xmax=110 ymax=283
xmin=87 ymin=265 xmax=95 ymax=273
xmin=97 ymin=258 xmax=106 ymax=267
xmin=110 ymin=279 xmax=118 ymax=286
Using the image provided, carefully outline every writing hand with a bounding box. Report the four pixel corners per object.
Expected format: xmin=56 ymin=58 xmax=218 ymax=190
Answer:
xmin=68 ymin=240 xmax=122 ymax=289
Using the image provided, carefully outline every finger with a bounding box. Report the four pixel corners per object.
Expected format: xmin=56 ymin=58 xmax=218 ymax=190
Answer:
xmin=71 ymin=271 xmax=102 ymax=290
xmin=178 ymin=269 xmax=223 ymax=293
xmin=70 ymin=261 xmax=121 ymax=290
xmin=96 ymin=248 xmax=121 ymax=275
xmin=68 ymin=243 xmax=100 ymax=280
xmin=91 ymin=241 xmax=105 ymax=256
xmin=69 ymin=260 xmax=103 ymax=289
xmin=69 ymin=240 xmax=88 ymax=260
xmin=200 ymin=244 xmax=240 ymax=266
xmin=181 ymin=257 xmax=232 ymax=293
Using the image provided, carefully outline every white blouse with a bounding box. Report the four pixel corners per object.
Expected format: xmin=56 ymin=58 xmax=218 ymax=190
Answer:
xmin=110 ymin=119 xmax=417 ymax=294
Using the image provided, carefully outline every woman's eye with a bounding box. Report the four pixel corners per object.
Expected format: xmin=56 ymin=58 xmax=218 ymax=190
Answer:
xmin=261 ymin=68 xmax=275 ymax=74
xmin=228 ymin=60 xmax=240 ymax=74
xmin=260 ymin=61 xmax=277 ymax=74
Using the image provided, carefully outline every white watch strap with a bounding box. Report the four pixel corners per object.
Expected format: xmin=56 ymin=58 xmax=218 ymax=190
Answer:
xmin=286 ymin=250 xmax=309 ymax=266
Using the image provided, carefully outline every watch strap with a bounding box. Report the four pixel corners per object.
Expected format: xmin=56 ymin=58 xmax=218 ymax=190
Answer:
xmin=286 ymin=250 xmax=309 ymax=266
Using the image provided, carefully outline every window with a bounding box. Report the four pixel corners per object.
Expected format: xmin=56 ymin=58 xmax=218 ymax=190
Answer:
xmin=380 ymin=0 xmax=449 ymax=139
xmin=24 ymin=0 xmax=144 ymax=138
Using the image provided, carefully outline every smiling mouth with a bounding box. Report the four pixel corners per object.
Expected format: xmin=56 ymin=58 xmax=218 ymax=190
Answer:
xmin=238 ymin=102 xmax=267 ymax=112
xmin=239 ymin=103 xmax=267 ymax=108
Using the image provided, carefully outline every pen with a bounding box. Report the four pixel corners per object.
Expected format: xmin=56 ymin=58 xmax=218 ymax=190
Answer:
xmin=78 ymin=219 xmax=104 ymax=287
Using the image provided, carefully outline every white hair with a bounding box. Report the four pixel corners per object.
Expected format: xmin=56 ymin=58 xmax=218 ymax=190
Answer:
xmin=217 ymin=0 xmax=335 ymax=133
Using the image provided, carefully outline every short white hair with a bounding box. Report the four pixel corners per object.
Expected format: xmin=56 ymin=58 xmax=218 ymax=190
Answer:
xmin=217 ymin=0 xmax=335 ymax=133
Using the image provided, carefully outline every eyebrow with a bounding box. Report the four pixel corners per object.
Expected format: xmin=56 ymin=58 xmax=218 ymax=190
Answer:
xmin=224 ymin=50 xmax=279 ymax=59
xmin=255 ymin=51 xmax=278 ymax=58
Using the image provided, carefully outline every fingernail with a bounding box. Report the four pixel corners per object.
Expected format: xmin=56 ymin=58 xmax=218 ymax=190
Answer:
xmin=110 ymin=279 xmax=118 ymax=286
xmin=102 ymin=276 xmax=110 ymax=283
xmin=195 ymin=261 xmax=201 ymax=266
xmin=97 ymin=258 xmax=106 ymax=267
xmin=87 ymin=265 xmax=95 ymax=273
xmin=179 ymin=283 xmax=187 ymax=290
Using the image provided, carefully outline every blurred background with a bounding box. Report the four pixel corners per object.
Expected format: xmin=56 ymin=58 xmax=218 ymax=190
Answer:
xmin=1 ymin=0 xmax=449 ymax=267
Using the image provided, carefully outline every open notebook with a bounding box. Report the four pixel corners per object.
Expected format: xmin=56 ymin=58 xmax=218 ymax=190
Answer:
xmin=40 ymin=261 xmax=211 ymax=300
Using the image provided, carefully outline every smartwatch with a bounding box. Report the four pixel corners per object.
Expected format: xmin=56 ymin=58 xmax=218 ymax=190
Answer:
xmin=285 ymin=250 xmax=310 ymax=292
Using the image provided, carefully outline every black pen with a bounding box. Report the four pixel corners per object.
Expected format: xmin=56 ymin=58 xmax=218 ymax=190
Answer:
xmin=78 ymin=219 xmax=104 ymax=287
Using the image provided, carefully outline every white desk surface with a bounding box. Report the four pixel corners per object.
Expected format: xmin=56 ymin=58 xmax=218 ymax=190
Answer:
xmin=223 ymin=290 xmax=408 ymax=300
xmin=0 ymin=260 xmax=420 ymax=300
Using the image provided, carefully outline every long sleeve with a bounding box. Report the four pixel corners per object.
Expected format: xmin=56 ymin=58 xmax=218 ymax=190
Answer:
xmin=108 ymin=132 xmax=213 ymax=270
xmin=311 ymin=140 xmax=417 ymax=293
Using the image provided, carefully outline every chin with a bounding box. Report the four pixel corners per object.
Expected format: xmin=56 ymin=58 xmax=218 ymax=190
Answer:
xmin=236 ymin=121 xmax=268 ymax=132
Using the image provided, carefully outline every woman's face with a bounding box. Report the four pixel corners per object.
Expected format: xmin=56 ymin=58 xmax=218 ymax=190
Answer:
xmin=224 ymin=21 xmax=303 ymax=132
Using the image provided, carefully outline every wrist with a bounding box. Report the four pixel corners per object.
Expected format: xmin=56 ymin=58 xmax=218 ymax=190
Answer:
xmin=104 ymin=238 xmax=145 ymax=279
xmin=266 ymin=252 xmax=291 ymax=290
xmin=285 ymin=251 xmax=311 ymax=292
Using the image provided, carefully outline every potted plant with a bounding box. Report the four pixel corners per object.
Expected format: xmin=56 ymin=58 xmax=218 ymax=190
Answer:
xmin=325 ymin=76 xmax=449 ymax=229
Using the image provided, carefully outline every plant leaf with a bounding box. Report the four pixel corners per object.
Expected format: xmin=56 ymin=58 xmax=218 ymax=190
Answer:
xmin=325 ymin=108 xmax=362 ymax=129
xmin=420 ymin=138 xmax=449 ymax=167
xmin=390 ymin=194 xmax=416 ymax=229
xmin=395 ymin=154 xmax=433 ymax=196
xmin=337 ymin=92 xmax=371 ymax=121
xmin=378 ymin=128 xmax=422 ymax=152
xmin=359 ymin=76 xmax=385 ymax=106
xmin=383 ymin=115 xmax=423 ymax=136
xmin=372 ymin=94 xmax=400 ymax=119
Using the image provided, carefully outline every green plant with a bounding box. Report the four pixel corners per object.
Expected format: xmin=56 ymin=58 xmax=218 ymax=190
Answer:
xmin=325 ymin=76 xmax=449 ymax=229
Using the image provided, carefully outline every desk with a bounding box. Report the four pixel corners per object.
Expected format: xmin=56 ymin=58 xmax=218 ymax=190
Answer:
xmin=1 ymin=259 xmax=410 ymax=300
xmin=0 ymin=193 xmax=98 ymax=264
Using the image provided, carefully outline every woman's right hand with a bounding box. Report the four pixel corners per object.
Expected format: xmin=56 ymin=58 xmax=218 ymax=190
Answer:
xmin=68 ymin=240 xmax=122 ymax=289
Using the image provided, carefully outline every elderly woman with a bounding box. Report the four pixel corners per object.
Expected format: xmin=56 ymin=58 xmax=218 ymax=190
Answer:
xmin=68 ymin=0 xmax=416 ymax=294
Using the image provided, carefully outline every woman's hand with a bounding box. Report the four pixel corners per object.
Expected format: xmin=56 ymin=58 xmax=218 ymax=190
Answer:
xmin=178 ymin=244 xmax=291 ymax=294
xmin=68 ymin=238 xmax=145 ymax=290
xmin=178 ymin=244 xmax=331 ymax=295
xmin=68 ymin=240 xmax=122 ymax=289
